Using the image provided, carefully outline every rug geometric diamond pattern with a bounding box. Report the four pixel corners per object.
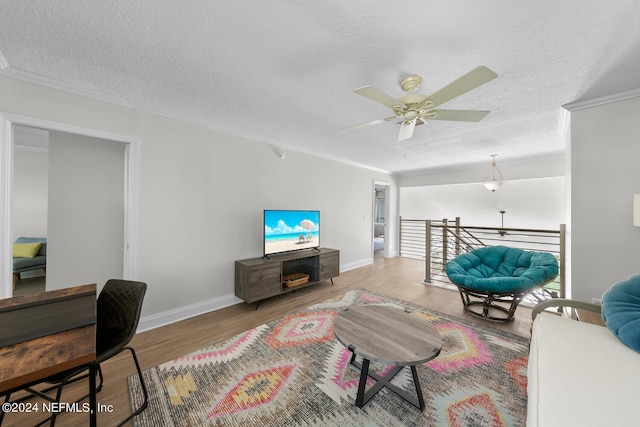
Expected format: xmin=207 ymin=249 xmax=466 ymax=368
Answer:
xmin=441 ymin=389 xmax=509 ymax=427
xmin=165 ymin=373 xmax=198 ymax=405
xmin=170 ymin=324 xmax=269 ymax=369
xmin=264 ymin=311 xmax=338 ymax=349
xmin=427 ymin=322 xmax=492 ymax=373
xmin=504 ymin=356 xmax=529 ymax=393
xmin=208 ymin=364 xmax=296 ymax=418
xmin=128 ymin=289 xmax=530 ymax=426
xmin=316 ymin=340 xmax=398 ymax=405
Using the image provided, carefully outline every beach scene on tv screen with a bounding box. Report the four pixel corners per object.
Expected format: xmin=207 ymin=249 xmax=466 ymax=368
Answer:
xmin=264 ymin=210 xmax=319 ymax=255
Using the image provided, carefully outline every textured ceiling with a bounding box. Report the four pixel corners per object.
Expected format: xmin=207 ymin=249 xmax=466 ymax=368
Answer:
xmin=1 ymin=1 xmax=639 ymax=174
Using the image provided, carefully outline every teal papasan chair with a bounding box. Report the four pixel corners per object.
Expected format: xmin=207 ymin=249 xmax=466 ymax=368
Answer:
xmin=445 ymin=245 xmax=559 ymax=322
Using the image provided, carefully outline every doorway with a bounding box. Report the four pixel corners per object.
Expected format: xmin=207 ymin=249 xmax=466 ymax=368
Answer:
xmin=373 ymin=181 xmax=390 ymax=260
xmin=12 ymin=127 xmax=48 ymax=295
xmin=0 ymin=114 xmax=139 ymax=298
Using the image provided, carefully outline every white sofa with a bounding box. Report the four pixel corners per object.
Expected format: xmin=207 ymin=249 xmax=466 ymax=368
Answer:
xmin=527 ymin=299 xmax=639 ymax=426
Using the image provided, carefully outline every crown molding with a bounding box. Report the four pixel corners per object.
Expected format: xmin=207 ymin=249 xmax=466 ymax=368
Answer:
xmin=0 ymin=52 xmax=8 ymax=70
xmin=0 ymin=68 xmax=394 ymax=177
xmin=0 ymin=66 xmax=133 ymax=108
xmin=563 ymin=87 xmax=640 ymax=111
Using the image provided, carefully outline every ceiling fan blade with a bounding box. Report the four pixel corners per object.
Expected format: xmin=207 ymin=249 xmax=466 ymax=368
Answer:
xmin=398 ymin=120 xmax=416 ymax=141
xmin=342 ymin=116 xmax=396 ymax=131
xmin=427 ymin=66 xmax=498 ymax=107
xmin=354 ymin=85 xmax=405 ymax=109
xmin=429 ymin=109 xmax=491 ymax=122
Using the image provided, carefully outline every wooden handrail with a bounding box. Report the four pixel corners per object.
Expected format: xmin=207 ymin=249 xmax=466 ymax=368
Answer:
xmin=431 ymin=224 xmax=560 ymax=234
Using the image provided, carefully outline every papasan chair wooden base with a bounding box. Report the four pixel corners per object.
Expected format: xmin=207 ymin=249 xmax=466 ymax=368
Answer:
xmin=455 ymin=284 xmax=531 ymax=322
xmin=446 ymin=246 xmax=559 ymax=323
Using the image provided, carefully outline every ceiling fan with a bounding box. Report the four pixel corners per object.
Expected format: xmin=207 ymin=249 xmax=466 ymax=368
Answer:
xmin=344 ymin=66 xmax=498 ymax=141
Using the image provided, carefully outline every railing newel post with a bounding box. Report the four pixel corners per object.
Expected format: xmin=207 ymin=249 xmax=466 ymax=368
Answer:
xmin=399 ymin=216 xmax=403 ymax=257
xmin=559 ymin=223 xmax=566 ymax=298
xmin=425 ymin=220 xmax=431 ymax=283
xmin=455 ymin=217 xmax=461 ymax=256
xmin=442 ymin=218 xmax=448 ymax=270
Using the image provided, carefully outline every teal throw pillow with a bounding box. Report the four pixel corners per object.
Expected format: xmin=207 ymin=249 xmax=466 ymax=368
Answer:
xmin=602 ymin=273 xmax=640 ymax=352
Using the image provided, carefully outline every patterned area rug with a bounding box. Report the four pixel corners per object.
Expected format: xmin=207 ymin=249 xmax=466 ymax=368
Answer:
xmin=128 ymin=289 xmax=529 ymax=426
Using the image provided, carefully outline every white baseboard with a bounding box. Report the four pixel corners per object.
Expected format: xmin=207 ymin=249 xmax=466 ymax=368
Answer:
xmin=137 ymin=258 xmax=376 ymax=332
xmin=137 ymin=293 xmax=243 ymax=333
xmin=341 ymin=258 xmax=373 ymax=272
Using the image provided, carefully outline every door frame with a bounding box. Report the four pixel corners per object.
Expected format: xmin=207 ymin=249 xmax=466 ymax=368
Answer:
xmin=0 ymin=113 xmax=139 ymax=298
xmin=372 ymin=180 xmax=391 ymax=259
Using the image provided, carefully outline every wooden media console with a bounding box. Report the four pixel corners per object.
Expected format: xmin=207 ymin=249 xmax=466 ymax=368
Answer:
xmin=235 ymin=248 xmax=339 ymax=306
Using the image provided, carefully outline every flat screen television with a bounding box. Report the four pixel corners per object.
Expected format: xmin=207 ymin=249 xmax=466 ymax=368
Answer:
xmin=264 ymin=210 xmax=320 ymax=256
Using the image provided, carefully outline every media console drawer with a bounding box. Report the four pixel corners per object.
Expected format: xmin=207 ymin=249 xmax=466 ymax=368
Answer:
xmin=319 ymin=251 xmax=339 ymax=281
xmin=249 ymin=264 xmax=281 ymax=284
xmin=235 ymin=248 xmax=339 ymax=307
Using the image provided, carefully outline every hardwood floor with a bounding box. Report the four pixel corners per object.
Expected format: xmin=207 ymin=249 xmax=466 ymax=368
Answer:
xmin=2 ymin=255 xmax=533 ymax=426
xmin=12 ymin=273 xmax=46 ymax=297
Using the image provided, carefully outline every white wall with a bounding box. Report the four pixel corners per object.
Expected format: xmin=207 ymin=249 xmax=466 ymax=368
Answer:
xmin=399 ymin=177 xmax=565 ymax=230
xmin=0 ymin=75 xmax=396 ymax=326
xmin=12 ymin=148 xmax=48 ymax=239
xmin=570 ymin=95 xmax=640 ymax=301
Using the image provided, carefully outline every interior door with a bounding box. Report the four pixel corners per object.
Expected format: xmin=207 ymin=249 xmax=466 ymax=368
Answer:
xmin=46 ymin=131 xmax=125 ymax=290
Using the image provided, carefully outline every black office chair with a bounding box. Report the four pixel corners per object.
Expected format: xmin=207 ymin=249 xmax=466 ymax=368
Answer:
xmin=3 ymin=279 xmax=149 ymax=427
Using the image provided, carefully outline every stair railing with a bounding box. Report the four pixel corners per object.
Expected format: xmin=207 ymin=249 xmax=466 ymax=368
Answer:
xmin=399 ymin=217 xmax=566 ymax=299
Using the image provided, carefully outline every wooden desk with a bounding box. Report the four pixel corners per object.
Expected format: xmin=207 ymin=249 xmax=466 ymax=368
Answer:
xmin=0 ymin=284 xmax=97 ymax=426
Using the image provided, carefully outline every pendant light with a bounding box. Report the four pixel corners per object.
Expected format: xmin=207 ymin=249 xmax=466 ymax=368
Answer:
xmin=498 ymin=210 xmax=508 ymax=237
xmin=483 ymin=154 xmax=504 ymax=192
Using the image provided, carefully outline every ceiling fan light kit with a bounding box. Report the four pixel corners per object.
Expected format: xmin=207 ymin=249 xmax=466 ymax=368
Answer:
xmin=345 ymin=66 xmax=498 ymax=141
xmin=483 ymin=154 xmax=504 ymax=192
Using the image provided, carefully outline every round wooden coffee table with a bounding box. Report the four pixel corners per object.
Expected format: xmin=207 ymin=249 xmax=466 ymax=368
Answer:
xmin=333 ymin=305 xmax=442 ymax=410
